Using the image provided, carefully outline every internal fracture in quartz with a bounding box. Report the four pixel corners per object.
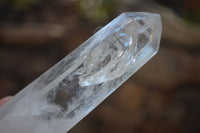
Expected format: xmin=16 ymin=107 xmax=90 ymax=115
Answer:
xmin=0 ymin=12 xmax=162 ymax=133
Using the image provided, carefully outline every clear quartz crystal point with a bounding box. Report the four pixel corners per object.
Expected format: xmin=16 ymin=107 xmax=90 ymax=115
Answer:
xmin=0 ymin=12 xmax=162 ymax=133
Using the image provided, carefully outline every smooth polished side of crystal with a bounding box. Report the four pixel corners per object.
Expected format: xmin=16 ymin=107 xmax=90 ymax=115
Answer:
xmin=0 ymin=12 xmax=162 ymax=133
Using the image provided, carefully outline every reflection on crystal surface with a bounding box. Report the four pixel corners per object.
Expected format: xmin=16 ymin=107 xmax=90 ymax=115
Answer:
xmin=0 ymin=12 xmax=162 ymax=133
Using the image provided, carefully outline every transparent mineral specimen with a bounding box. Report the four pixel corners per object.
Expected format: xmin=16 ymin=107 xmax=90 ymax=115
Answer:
xmin=0 ymin=12 xmax=162 ymax=133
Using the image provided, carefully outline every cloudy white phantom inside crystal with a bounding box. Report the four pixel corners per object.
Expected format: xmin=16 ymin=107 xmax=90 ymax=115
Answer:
xmin=0 ymin=12 xmax=162 ymax=133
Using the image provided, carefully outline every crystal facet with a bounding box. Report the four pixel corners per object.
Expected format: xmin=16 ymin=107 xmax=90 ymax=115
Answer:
xmin=0 ymin=12 xmax=162 ymax=133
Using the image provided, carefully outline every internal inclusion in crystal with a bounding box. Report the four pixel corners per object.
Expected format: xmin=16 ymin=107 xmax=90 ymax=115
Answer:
xmin=79 ymin=12 xmax=160 ymax=86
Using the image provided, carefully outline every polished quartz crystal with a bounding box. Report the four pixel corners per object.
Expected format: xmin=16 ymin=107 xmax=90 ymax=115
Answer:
xmin=0 ymin=12 xmax=162 ymax=133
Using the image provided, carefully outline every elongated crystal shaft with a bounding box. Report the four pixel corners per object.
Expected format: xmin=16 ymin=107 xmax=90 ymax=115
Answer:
xmin=0 ymin=12 xmax=162 ymax=133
